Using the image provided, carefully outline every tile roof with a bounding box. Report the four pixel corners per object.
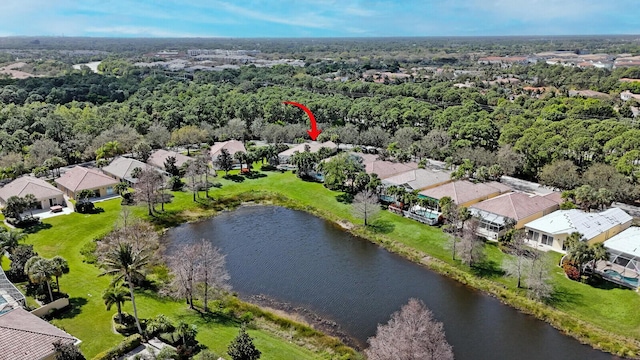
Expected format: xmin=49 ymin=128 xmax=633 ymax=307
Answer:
xmin=419 ymin=180 xmax=511 ymax=205
xmin=543 ymin=192 xmax=563 ymax=204
xmin=0 ymin=307 xmax=76 ymax=360
xmin=55 ymin=166 xmax=119 ymax=192
xmin=0 ymin=176 xmax=63 ymax=202
xmin=209 ymin=140 xmax=246 ymax=160
xmin=604 ymin=227 xmax=640 ymax=258
xmin=365 ymin=160 xmax=419 ymax=179
xmin=382 ymin=168 xmax=451 ymax=190
xmin=278 ymin=141 xmax=338 ymax=158
xmin=147 ymin=149 xmax=193 ymax=169
xmin=524 ymin=208 xmax=633 ymax=241
xmin=470 ymin=192 xmax=559 ymax=221
xmin=102 ymin=157 xmax=151 ymax=183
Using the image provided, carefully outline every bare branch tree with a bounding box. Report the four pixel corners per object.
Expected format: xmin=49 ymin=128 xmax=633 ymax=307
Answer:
xmin=196 ymin=239 xmax=231 ymax=312
xmin=352 ymin=190 xmax=381 ymax=226
xmin=365 ymin=298 xmax=454 ymax=360
xmin=456 ymin=218 xmax=485 ymax=267
xmin=133 ymin=168 xmax=163 ymax=216
xmin=167 ymin=239 xmax=230 ymax=312
xmin=167 ymin=244 xmax=200 ymax=309
xmin=502 ymin=229 xmax=530 ymax=288
xmin=526 ymin=252 xmax=554 ymax=301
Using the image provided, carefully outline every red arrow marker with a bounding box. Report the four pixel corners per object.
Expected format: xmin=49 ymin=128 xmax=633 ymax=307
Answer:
xmin=283 ymin=101 xmax=322 ymax=140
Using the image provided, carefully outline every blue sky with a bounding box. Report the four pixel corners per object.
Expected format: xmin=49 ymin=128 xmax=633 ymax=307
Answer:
xmin=1 ymin=0 xmax=638 ymax=37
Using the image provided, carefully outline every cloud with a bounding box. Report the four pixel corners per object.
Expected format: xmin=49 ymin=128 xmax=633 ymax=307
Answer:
xmin=84 ymin=26 xmax=208 ymax=38
xmin=212 ymin=1 xmax=335 ymax=29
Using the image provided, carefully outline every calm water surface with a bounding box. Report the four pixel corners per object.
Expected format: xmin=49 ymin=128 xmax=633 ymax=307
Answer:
xmin=165 ymin=206 xmax=615 ymax=360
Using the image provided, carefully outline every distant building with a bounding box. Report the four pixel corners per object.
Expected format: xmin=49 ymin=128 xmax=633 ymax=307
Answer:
xmin=210 ymin=140 xmax=247 ymax=168
xmin=147 ymin=149 xmax=193 ymax=170
xmin=620 ymin=90 xmax=640 ymax=102
xmin=278 ymin=141 xmax=338 ymax=164
xmin=102 ymin=157 xmax=155 ymax=184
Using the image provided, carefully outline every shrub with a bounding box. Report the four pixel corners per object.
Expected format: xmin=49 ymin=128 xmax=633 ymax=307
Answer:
xmin=7 ymin=215 xmax=41 ymax=228
xmin=92 ymin=334 xmax=142 ymax=360
xmin=260 ymin=164 xmax=277 ymax=171
xmin=113 ymin=312 xmax=137 ymax=335
xmin=75 ymin=201 xmax=95 ymax=214
xmin=563 ymin=262 xmax=581 ymax=281
xmin=79 ymin=241 xmax=98 ymax=264
xmin=168 ymin=176 xmax=184 ymax=191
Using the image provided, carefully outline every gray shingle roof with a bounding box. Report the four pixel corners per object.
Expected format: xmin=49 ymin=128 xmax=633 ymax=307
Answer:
xmin=147 ymin=149 xmax=192 ymax=169
xmin=102 ymin=157 xmax=151 ymax=183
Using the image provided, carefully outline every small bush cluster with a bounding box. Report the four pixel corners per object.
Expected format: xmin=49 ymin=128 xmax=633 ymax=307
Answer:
xmin=6 ymin=215 xmax=40 ymax=228
xmin=75 ymin=201 xmax=96 ymax=214
xmin=563 ymin=262 xmax=581 ymax=281
xmin=113 ymin=312 xmax=137 ymax=335
xmin=92 ymin=334 xmax=142 ymax=360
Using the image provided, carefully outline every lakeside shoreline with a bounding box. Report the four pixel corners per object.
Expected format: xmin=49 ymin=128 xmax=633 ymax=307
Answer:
xmin=169 ymin=190 xmax=640 ymax=359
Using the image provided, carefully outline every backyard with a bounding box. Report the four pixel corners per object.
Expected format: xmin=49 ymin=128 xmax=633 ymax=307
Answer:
xmin=12 ymin=167 xmax=640 ymax=358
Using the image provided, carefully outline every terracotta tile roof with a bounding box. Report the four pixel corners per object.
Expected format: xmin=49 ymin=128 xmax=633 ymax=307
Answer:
xmin=102 ymin=157 xmax=151 ymax=183
xmin=366 ymin=161 xmax=419 ymax=179
xmin=543 ymin=192 xmax=563 ymax=205
xmin=0 ymin=176 xmax=62 ymax=202
xmin=471 ymin=192 xmax=559 ymax=221
xmin=55 ymin=166 xmax=119 ymax=192
xmin=419 ymin=180 xmax=511 ymax=205
xmin=209 ymin=140 xmax=246 ymax=160
xmin=147 ymin=149 xmax=193 ymax=169
xmin=0 ymin=307 xmax=76 ymax=360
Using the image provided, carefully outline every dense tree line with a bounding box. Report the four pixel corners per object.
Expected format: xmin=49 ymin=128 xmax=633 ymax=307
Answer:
xmin=0 ymin=60 xmax=639 ymax=201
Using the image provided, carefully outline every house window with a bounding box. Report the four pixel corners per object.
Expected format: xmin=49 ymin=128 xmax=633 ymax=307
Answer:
xmin=106 ymin=187 xmax=114 ymax=195
xmin=528 ymin=230 xmax=539 ymax=242
xmin=541 ymin=234 xmax=553 ymax=246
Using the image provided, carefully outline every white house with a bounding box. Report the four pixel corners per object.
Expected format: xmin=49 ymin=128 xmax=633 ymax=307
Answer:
xmin=524 ymin=208 xmax=633 ymax=253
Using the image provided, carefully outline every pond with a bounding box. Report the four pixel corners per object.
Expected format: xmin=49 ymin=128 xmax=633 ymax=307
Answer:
xmin=164 ymin=206 xmax=615 ymax=360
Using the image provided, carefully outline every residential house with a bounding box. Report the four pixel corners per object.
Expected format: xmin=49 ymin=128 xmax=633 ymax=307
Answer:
xmin=102 ymin=157 xmax=153 ymax=184
xmin=598 ymin=227 xmax=640 ymax=289
xmin=55 ymin=166 xmax=120 ymax=200
xmin=523 ymin=208 xmax=633 ymax=253
xmin=278 ymin=141 xmax=338 ymax=164
xmin=620 ymin=90 xmax=640 ymax=102
xmin=381 ymin=168 xmax=451 ymax=196
xmin=0 ymin=176 xmax=64 ymax=211
xmin=418 ymin=180 xmax=512 ymax=208
xmin=359 ymin=155 xmax=419 ymax=180
xmin=0 ymin=307 xmax=80 ymax=360
xmin=147 ymin=149 xmax=193 ymax=170
xmin=470 ymin=192 xmax=561 ymax=240
xmin=210 ymin=140 xmax=246 ymax=168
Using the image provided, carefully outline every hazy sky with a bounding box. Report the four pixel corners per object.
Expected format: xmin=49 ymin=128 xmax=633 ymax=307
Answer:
xmin=1 ymin=0 xmax=638 ymax=37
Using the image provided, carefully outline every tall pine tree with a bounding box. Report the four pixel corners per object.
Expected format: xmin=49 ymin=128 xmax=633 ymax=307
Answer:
xmin=227 ymin=324 xmax=261 ymax=360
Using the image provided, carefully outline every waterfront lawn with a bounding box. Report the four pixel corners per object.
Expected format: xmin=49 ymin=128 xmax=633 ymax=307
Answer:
xmin=147 ymin=169 xmax=640 ymax=348
xmin=24 ymin=197 xmax=328 ymax=359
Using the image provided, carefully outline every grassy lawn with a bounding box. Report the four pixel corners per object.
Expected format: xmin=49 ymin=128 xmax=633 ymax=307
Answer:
xmin=19 ymin=166 xmax=640 ymax=358
xmin=150 ymin=168 xmax=640 ymax=355
xmin=23 ymin=197 xmax=330 ymax=359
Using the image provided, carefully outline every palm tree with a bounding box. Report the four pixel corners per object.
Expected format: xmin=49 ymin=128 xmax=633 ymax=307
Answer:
xmin=50 ymin=256 xmax=69 ymax=293
xmin=114 ymin=182 xmax=129 ymax=196
xmin=25 ymin=257 xmax=54 ymax=303
xmin=102 ymin=283 xmax=131 ymax=323
xmin=589 ymin=242 xmax=608 ymax=274
xmin=23 ymin=194 xmax=38 ymax=215
xmin=565 ymin=232 xmax=591 ymax=277
xmin=0 ymin=229 xmax=27 ymax=260
xmin=100 ymin=242 xmax=150 ymax=334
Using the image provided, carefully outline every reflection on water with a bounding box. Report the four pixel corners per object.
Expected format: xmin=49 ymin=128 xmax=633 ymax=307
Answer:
xmin=165 ymin=206 xmax=614 ymax=360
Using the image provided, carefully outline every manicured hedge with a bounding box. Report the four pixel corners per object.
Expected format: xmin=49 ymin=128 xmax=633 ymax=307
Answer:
xmin=92 ymin=334 xmax=142 ymax=360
